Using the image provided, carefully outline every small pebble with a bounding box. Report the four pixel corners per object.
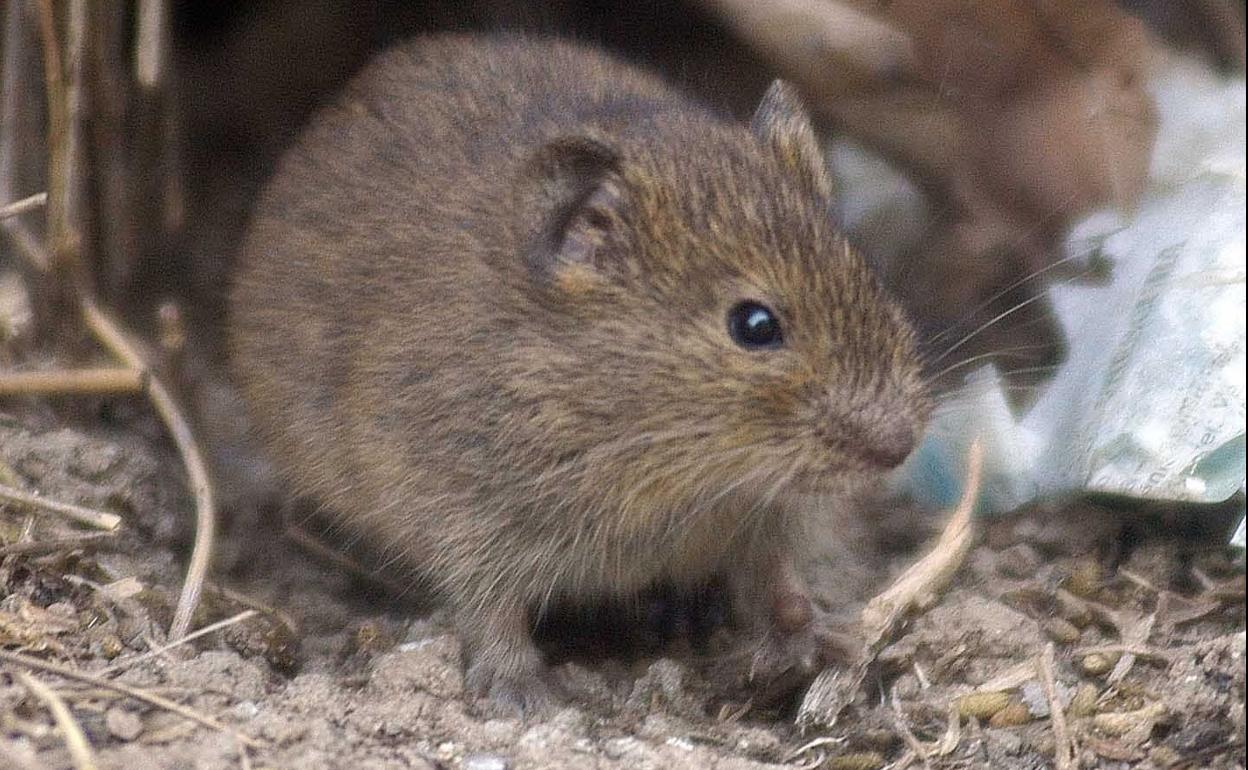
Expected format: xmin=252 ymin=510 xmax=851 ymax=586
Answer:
xmin=462 ymin=753 xmax=510 ymax=770
xmin=477 ymin=718 xmax=521 ymax=747
xmin=1020 ymin=682 xmax=1051 ymax=718
xmin=105 ymin=707 xmax=144 ymax=741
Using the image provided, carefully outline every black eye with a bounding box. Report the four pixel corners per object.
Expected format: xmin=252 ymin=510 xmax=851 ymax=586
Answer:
xmin=727 ymin=301 xmax=783 ymax=349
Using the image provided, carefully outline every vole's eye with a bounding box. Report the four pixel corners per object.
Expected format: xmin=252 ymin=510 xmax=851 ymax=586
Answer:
xmin=728 ymin=301 xmax=783 ymax=349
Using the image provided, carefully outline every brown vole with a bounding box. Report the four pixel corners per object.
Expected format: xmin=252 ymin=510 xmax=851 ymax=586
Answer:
xmin=229 ymin=34 xmax=930 ymax=712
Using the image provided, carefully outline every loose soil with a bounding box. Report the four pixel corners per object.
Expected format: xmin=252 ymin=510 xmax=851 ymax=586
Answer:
xmin=0 ymin=412 xmax=1243 ymax=770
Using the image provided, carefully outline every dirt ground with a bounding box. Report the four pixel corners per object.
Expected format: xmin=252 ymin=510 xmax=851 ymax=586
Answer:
xmin=0 ymin=412 xmax=1244 ymax=770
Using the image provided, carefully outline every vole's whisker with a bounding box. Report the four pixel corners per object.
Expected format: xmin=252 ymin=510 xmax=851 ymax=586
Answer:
xmin=921 ymin=234 xmax=1097 ymax=349
xmin=924 ymin=342 xmax=1061 ymax=385
xmin=927 ymin=266 xmax=1096 ymax=366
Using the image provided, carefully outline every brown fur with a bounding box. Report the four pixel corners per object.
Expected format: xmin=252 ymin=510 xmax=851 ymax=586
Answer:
xmin=229 ymin=34 xmax=930 ymax=711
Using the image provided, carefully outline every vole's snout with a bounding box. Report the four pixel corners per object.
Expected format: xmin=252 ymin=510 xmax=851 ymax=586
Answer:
xmin=822 ymin=405 xmax=921 ymax=470
xmin=859 ymin=419 xmax=918 ymax=469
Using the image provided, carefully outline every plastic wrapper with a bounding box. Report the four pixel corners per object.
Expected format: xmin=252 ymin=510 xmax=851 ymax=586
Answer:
xmin=887 ymin=58 xmax=1246 ymax=545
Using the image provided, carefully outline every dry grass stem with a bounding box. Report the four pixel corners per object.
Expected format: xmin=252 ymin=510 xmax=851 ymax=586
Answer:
xmin=16 ymin=671 xmax=99 ymax=770
xmin=0 ymin=531 xmax=115 ymax=558
xmin=0 ymin=192 xmax=47 ymax=220
xmin=99 ymin=609 xmax=258 ymax=675
xmin=36 ymin=4 xmax=210 ymax=637
xmin=205 ymin=583 xmax=300 ymax=637
xmin=1108 ymin=612 xmax=1156 ymax=685
xmin=0 ymin=650 xmax=263 ymax=749
xmin=80 ymin=297 xmax=216 ymax=641
xmin=281 ymin=521 xmax=407 ymax=597
xmin=797 ymin=441 xmax=984 ymax=731
xmin=0 ymin=482 xmax=122 ymax=531
xmin=891 ymin=692 xmax=933 ymax=770
xmin=1075 ymin=643 xmax=1171 ymax=664
xmin=134 ymin=0 xmax=169 ymax=89
xmin=976 ymin=660 xmax=1040 ymax=693
xmin=0 ymin=367 xmax=145 ymax=396
xmin=782 ymin=736 xmax=845 ymax=763
xmin=860 ymin=440 xmax=983 ymax=640
xmin=1038 ymin=643 xmax=1075 ymax=770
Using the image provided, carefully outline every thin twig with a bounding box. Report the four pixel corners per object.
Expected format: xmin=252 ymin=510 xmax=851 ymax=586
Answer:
xmin=35 ymin=5 xmax=65 ymax=224
xmin=0 ymin=531 xmax=115 ymax=558
xmin=16 ymin=672 xmax=99 ymax=770
xmin=860 ymin=440 xmax=983 ymax=639
xmin=80 ymin=297 xmax=216 ymax=640
xmin=1075 ymin=643 xmax=1171 ymax=665
xmin=1038 ymin=643 xmax=1075 ymax=770
xmin=0 ymin=482 xmax=122 ymax=530
xmin=0 ymin=367 xmax=145 ymax=396
xmin=99 ymin=610 xmax=258 ymax=675
xmin=205 ymin=583 xmax=300 ymax=637
xmin=134 ymin=0 xmax=168 ymax=89
xmin=0 ymin=192 xmax=47 ymax=220
xmin=236 ymin=735 xmax=254 ymax=770
xmin=891 ymin=688 xmax=933 ymax=770
xmin=796 ymin=441 xmax=984 ymax=731
xmin=0 ymin=650 xmax=263 ymax=748
xmin=1108 ymin=612 xmax=1156 ymax=686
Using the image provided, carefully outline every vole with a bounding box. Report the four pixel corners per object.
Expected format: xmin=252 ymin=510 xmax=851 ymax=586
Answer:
xmin=229 ymin=34 xmax=930 ymax=712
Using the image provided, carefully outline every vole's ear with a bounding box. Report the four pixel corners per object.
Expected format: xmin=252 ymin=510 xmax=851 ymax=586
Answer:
xmin=521 ymin=137 xmax=626 ymax=282
xmin=752 ymin=80 xmax=834 ymax=201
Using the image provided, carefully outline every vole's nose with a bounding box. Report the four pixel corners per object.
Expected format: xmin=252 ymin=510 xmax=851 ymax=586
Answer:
xmin=859 ymin=420 xmax=918 ymax=469
xmin=827 ymin=408 xmax=920 ymax=469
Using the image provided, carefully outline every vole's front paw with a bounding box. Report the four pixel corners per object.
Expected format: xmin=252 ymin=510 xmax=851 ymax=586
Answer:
xmin=748 ymin=624 xmax=821 ymax=689
xmin=745 ymin=596 xmax=858 ymax=702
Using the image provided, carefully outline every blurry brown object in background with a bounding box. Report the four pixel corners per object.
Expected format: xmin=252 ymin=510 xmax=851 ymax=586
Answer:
xmin=700 ymin=0 xmax=1165 ymax=392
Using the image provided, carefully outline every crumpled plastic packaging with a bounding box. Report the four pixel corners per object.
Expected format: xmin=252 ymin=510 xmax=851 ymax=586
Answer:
xmin=890 ymin=58 xmax=1246 ymax=547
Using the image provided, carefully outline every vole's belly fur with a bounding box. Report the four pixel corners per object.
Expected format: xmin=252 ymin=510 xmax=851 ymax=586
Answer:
xmin=231 ymin=33 xmax=929 ymax=709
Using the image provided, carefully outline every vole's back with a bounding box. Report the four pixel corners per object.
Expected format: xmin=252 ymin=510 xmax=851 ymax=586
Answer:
xmin=230 ymin=36 xmax=728 ymax=565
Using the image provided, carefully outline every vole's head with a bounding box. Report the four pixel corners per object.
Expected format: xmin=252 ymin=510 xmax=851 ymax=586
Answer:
xmin=504 ymin=81 xmax=930 ymax=507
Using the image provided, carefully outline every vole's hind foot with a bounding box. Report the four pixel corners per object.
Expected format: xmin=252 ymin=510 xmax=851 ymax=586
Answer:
xmin=465 ymin=658 xmax=560 ymax=718
xmin=459 ymin=604 xmax=559 ymax=718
